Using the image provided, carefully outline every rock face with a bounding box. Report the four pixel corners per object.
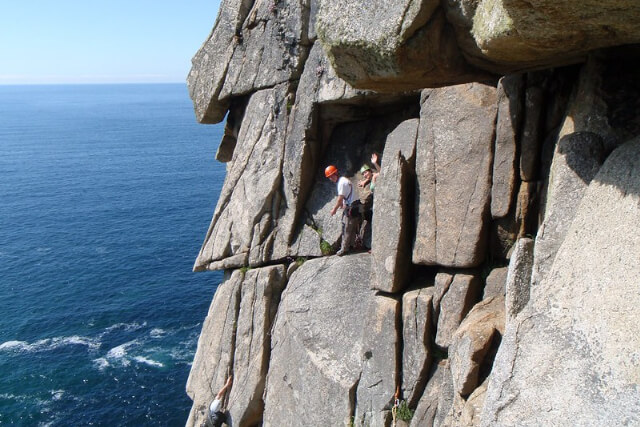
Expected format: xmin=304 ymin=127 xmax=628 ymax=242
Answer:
xmin=483 ymin=139 xmax=640 ymax=426
xmin=185 ymin=0 xmax=640 ymax=425
xmin=263 ymin=254 xmax=398 ymax=427
xmin=413 ymin=84 xmax=497 ymax=268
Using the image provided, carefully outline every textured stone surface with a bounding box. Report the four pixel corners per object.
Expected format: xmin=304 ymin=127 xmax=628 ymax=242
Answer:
xmin=459 ymin=379 xmax=488 ymax=427
xmin=504 ymin=237 xmax=533 ymax=320
xmin=483 ymin=267 xmax=507 ymax=300
xmin=469 ymin=0 xmax=640 ymax=65
xmin=410 ymin=360 xmax=454 ymax=427
xmin=402 ymin=288 xmax=433 ymax=407
xmin=414 ymin=83 xmax=497 ymax=268
xmin=519 ymin=84 xmax=545 ymax=181
xmin=530 ymin=132 xmax=605 ymax=288
xmin=371 ymin=119 xmax=418 ymax=292
xmin=435 ymin=272 xmax=482 ymax=348
xmin=449 ymin=296 xmax=505 ymax=396
xmin=316 ymin=1 xmax=486 ymax=91
xmin=226 ymin=266 xmax=286 ymax=426
xmin=186 ymin=272 xmax=242 ymax=427
xmin=355 ymin=295 xmax=400 ymax=427
xmin=491 ymin=74 xmax=524 ymax=218
xmin=194 ymin=86 xmax=289 ymax=271
xmin=264 ymin=254 xmax=398 ymax=426
xmin=188 ymin=0 xmax=310 ymax=123
xmin=482 ymin=138 xmax=640 ymax=426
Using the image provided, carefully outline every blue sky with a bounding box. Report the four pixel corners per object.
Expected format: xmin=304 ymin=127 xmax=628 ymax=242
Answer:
xmin=0 ymin=1 xmax=222 ymax=84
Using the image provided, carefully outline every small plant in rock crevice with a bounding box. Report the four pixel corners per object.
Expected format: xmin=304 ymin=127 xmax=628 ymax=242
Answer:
xmin=396 ymin=400 xmax=414 ymax=422
xmin=320 ymin=239 xmax=333 ymax=256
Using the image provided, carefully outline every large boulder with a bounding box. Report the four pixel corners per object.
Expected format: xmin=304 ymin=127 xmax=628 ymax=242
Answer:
xmin=435 ymin=271 xmax=482 ymax=348
xmin=482 ymin=138 xmax=640 ymax=426
xmin=194 ymin=86 xmax=290 ymax=271
xmin=264 ymin=254 xmax=398 ymax=426
xmin=188 ymin=0 xmax=311 ymax=123
xmin=413 ymin=83 xmax=497 ymax=268
xmin=449 ymin=296 xmax=505 ymax=397
xmin=316 ymin=1 xmax=487 ymax=91
xmin=491 ymin=74 xmax=524 ymax=218
xmin=186 ymin=273 xmax=242 ymax=427
xmin=186 ymin=265 xmax=286 ymax=427
xmin=314 ymin=0 xmax=640 ymax=90
xmin=467 ymin=0 xmax=640 ymax=66
xmin=410 ymin=360 xmax=455 ymax=427
xmin=371 ymin=119 xmax=418 ymax=293
xmin=227 ymin=266 xmax=287 ymax=426
xmin=402 ymin=287 xmax=433 ymax=407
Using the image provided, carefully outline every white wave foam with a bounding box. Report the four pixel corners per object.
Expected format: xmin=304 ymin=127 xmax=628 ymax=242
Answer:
xmin=50 ymin=390 xmax=65 ymax=401
xmin=0 ymin=335 xmax=100 ymax=354
xmin=149 ymin=328 xmax=166 ymax=338
xmin=133 ymin=356 xmax=164 ymax=368
xmin=103 ymin=321 xmax=147 ymax=334
xmin=92 ymin=357 xmax=110 ymax=371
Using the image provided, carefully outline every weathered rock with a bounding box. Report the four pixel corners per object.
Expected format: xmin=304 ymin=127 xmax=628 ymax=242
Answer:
xmin=185 ymin=271 xmax=242 ymax=427
xmin=402 ymin=288 xmax=433 ymax=407
xmin=371 ymin=119 xmax=418 ymax=293
xmin=449 ymin=296 xmax=505 ymax=396
xmin=264 ymin=254 xmax=398 ymax=426
xmin=491 ymin=74 xmax=524 ymax=218
xmin=306 ymin=109 xmax=417 ymax=249
xmin=435 ymin=272 xmax=482 ymax=348
xmin=530 ymin=132 xmax=605 ymax=288
xmin=188 ymin=0 xmax=310 ymax=123
xmin=187 ymin=0 xmax=251 ymax=123
xmin=430 ymin=270 xmax=453 ymax=324
xmin=519 ymin=83 xmax=545 ymax=181
xmin=483 ymin=267 xmax=507 ymax=300
xmin=414 ymin=83 xmax=497 ymax=268
xmin=355 ymin=294 xmax=400 ymax=427
xmin=268 ymin=43 xmax=329 ymax=260
xmin=194 ymin=86 xmax=289 ymax=271
xmin=482 ymin=138 xmax=640 ymax=426
xmin=504 ymin=237 xmax=533 ymax=319
xmin=410 ymin=360 xmax=454 ymax=427
xmin=227 ymin=266 xmax=287 ymax=426
xmin=459 ymin=379 xmax=488 ymax=427
xmin=289 ymin=224 xmax=323 ymax=258
xmin=316 ymin=1 xmax=488 ymax=91
xmin=469 ymin=0 xmax=640 ymax=66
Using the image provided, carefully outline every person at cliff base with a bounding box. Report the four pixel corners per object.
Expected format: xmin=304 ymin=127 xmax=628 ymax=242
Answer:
xmin=205 ymin=375 xmax=232 ymax=427
xmin=325 ymin=164 xmax=358 ymax=256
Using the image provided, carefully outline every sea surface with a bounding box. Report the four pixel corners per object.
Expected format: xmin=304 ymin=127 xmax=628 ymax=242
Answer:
xmin=0 ymin=84 xmax=225 ymax=426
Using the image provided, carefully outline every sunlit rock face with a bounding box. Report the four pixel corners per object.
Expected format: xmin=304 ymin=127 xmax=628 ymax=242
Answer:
xmin=185 ymin=0 xmax=640 ymax=424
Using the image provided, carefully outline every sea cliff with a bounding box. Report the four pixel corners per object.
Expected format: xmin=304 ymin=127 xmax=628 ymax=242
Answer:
xmin=185 ymin=1 xmax=640 ymax=425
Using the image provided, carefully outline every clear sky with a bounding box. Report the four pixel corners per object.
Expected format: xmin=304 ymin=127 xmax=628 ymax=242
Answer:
xmin=0 ymin=1 xmax=222 ymax=84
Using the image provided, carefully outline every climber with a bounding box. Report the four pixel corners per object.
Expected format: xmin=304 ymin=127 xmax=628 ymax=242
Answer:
xmin=355 ymin=153 xmax=381 ymax=248
xmin=205 ymin=375 xmax=233 ymax=427
xmin=325 ymin=164 xmax=358 ymax=256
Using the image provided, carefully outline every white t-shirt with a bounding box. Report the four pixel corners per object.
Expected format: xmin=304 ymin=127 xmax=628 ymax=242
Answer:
xmin=209 ymin=398 xmax=222 ymax=414
xmin=337 ymin=176 xmax=354 ymax=207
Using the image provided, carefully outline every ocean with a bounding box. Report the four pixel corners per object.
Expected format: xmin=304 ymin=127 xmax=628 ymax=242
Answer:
xmin=0 ymin=84 xmax=225 ymax=426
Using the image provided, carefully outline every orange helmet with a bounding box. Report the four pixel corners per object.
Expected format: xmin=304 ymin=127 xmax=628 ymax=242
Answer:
xmin=324 ymin=165 xmax=338 ymax=178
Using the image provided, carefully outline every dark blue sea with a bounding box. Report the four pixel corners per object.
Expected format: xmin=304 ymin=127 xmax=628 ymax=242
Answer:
xmin=0 ymin=84 xmax=225 ymax=426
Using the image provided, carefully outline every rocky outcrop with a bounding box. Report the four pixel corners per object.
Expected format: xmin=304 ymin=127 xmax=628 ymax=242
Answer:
xmin=483 ymin=138 xmax=640 ymax=426
xmin=314 ymin=0 xmax=640 ymax=89
xmin=185 ymin=0 xmax=640 ymax=425
xmin=413 ymin=84 xmax=497 ymax=268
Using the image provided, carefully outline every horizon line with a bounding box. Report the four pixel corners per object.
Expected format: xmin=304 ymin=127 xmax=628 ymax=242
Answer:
xmin=0 ymin=81 xmax=188 ymax=86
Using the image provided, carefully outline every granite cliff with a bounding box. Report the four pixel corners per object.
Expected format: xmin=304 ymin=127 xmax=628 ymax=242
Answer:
xmin=185 ymin=1 xmax=640 ymax=425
